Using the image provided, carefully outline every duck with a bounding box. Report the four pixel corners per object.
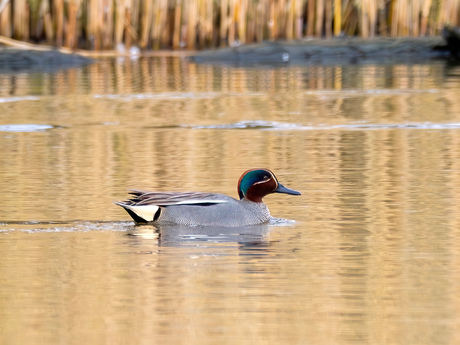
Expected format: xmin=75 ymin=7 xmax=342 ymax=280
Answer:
xmin=114 ymin=168 xmax=301 ymax=227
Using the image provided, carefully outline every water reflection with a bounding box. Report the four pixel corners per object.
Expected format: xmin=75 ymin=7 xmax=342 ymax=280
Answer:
xmin=1 ymin=58 xmax=460 ymax=345
xmin=128 ymin=223 xmax=271 ymax=247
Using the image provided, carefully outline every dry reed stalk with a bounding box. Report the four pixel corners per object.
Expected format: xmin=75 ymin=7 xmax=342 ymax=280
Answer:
xmin=34 ymin=0 xmax=49 ymax=38
xmin=232 ymin=0 xmax=238 ymax=44
xmin=151 ymin=0 xmax=168 ymax=49
xmin=347 ymin=6 xmax=358 ymax=34
xmin=98 ymin=0 xmax=105 ymax=49
xmin=306 ymin=0 xmax=315 ymax=36
xmin=220 ymin=0 xmax=228 ymax=46
xmin=238 ymin=0 xmax=248 ymax=44
xmin=407 ymin=0 xmax=412 ymax=36
xmin=361 ymin=0 xmax=369 ymax=38
xmin=66 ymin=0 xmax=79 ymax=48
xmin=228 ymin=0 xmax=236 ymax=45
xmin=205 ymin=0 xmax=213 ymax=46
xmin=419 ymin=0 xmax=430 ymax=35
xmin=13 ymin=0 xmax=26 ymax=39
xmin=396 ymin=0 xmax=402 ymax=36
xmin=255 ymin=0 xmax=264 ymax=42
xmin=245 ymin=0 xmax=255 ymax=43
xmin=43 ymin=12 xmax=53 ymax=43
xmin=437 ymin=0 xmax=446 ymax=32
xmin=0 ymin=2 xmax=12 ymax=37
xmin=124 ymin=8 xmax=132 ymax=48
xmin=140 ymin=0 xmax=152 ymax=48
xmin=341 ymin=0 xmax=350 ymax=30
xmin=150 ymin=0 xmax=159 ymax=49
xmin=286 ymin=0 xmax=294 ymax=40
xmin=125 ymin=14 xmax=141 ymax=47
xmin=269 ymin=0 xmax=275 ymax=39
xmin=173 ymin=0 xmax=182 ymax=49
xmin=428 ymin=0 xmax=438 ymax=35
xmin=441 ymin=0 xmax=458 ymax=26
xmin=369 ymin=0 xmax=377 ymax=37
xmin=103 ymin=0 xmax=114 ymax=49
xmin=446 ymin=0 xmax=455 ymax=24
xmin=390 ymin=0 xmax=397 ymax=36
xmin=277 ymin=0 xmax=286 ymax=39
xmin=325 ymin=0 xmax=332 ymax=37
xmin=315 ymin=0 xmax=324 ymax=37
xmin=66 ymin=3 xmax=75 ymax=48
xmin=334 ymin=0 xmax=341 ymax=36
xmin=0 ymin=0 xmax=9 ymax=20
xmin=197 ymin=0 xmax=206 ymax=47
xmin=87 ymin=0 xmax=98 ymax=49
xmin=400 ymin=0 xmax=409 ymax=36
xmin=54 ymin=0 xmax=64 ymax=46
xmin=186 ymin=0 xmax=197 ymax=49
xmin=114 ymin=0 xmax=125 ymax=48
xmin=160 ymin=2 xmax=172 ymax=47
xmin=129 ymin=0 xmax=140 ymax=46
xmin=97 ymin=0 xmax=104 ymax=49
xmin=411 ymin=0 xmax=420 ymax=36
xmin=452 ymin=0 xmax=460 ymax=25
xmin=295 ymin=0 xmax=303 ymax=39
xmin=264 ymin=0 xmax=270 ymax=41
xmin=198 ymin=0 xmax=205 ymax=47
xmin=454 ymin=0 xmax=460 ymax=25
xmin=24 ymin=2 xmax=29 ymax=41
xmin=378 ymin=0 xmax=387 ymax=36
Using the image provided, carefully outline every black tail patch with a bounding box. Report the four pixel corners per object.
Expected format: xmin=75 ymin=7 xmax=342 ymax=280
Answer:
xmin=153 ymin=207 xmax=162 ymax=221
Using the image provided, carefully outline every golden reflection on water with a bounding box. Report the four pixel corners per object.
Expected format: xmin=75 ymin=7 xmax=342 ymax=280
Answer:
xmin=1 ymin=58 xmax=460 ymax=344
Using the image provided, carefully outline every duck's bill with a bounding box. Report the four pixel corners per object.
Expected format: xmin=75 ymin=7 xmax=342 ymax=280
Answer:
xmin=275 ymin=183 xmax=301 ymax=195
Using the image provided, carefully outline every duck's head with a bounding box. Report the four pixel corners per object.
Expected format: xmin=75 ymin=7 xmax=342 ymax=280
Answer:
xmin=237 ymin=168 xmax=301 ymax=202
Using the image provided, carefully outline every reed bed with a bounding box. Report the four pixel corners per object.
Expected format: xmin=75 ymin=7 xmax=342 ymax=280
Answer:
xmin=0 ymin=0 xmax=459 ymax=50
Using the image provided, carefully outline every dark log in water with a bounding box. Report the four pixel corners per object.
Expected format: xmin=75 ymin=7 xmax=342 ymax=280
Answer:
xmin=442 ymin=26 xmax=460 ymax=59
xmin=189 ymin=37 xmax=447 ymax=66
xmin=0 ymin=48 xmax=93 ymax=72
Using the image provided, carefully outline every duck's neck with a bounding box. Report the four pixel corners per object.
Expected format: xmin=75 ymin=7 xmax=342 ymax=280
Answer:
xmin=242 ymin=196 xmax=264 ymax=204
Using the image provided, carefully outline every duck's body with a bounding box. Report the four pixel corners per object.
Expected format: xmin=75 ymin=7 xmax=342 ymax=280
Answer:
xmin=115 ymin=168 xmax=300 ymax=227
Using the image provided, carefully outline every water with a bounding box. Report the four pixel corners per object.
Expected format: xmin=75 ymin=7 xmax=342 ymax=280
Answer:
xmin=1 ymin=57 xmax=460 ymax=344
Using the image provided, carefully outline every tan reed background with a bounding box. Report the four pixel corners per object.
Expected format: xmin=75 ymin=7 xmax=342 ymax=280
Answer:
xmin=0 ymin=0 xmax=459 ymax=50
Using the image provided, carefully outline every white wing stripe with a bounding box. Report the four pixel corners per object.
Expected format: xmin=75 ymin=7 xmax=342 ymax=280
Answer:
xmin=175 ymin=199 xmax=228 ymax=205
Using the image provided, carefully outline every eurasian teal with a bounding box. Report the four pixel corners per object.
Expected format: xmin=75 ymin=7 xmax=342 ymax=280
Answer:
xmin=115 ymin=168 xmax=301 ymax=227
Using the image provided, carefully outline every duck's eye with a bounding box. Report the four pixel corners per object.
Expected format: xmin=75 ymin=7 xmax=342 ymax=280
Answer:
xmin=263 ymin=175 xmax=270 ymax=180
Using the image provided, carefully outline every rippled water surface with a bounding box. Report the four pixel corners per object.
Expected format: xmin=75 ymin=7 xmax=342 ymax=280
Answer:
xmin=1 ymin=57 xmax=460 ymax=344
